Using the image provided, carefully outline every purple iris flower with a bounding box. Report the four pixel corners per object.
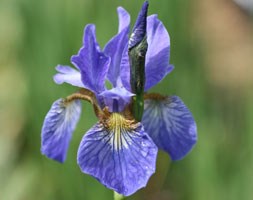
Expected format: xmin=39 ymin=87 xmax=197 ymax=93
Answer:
xmin=41 ymin=1 xmax=197 ymax=196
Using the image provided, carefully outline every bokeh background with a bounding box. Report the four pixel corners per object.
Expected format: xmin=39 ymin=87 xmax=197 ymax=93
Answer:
xmin=1 ymin=0 xmax=253 ymax=199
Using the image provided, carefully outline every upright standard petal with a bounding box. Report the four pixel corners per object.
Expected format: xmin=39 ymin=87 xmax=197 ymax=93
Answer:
xmin=53 ymin=65 xmax=84 ymax=87
xmin=145 ymin=15 xmax=173 ymax=90
xmin=41 ymin=99 xmax=81 ymax=163
xmin=142 ymin=95 xmax=197 ymax=161
xmin=71 ymin=24 xmax=110 ymax=94
xmin=117 ymin=7 xmax=130 ymax=34
xmin=121 ymin=15 xmax=174 ymax=92
xmin=77 ymin=113 xmax=158 ymax=196
xmin=104 ymin=8 xmax=130 ymax=87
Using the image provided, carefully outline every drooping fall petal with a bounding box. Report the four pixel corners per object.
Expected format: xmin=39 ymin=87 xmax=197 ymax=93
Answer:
xmin=41 ymin=99 xmax=81 ymax=162
xmin=142 ymin=96 xmax=197 ymax=160
xmin=77 ymin=113 xmax=157 ymax=196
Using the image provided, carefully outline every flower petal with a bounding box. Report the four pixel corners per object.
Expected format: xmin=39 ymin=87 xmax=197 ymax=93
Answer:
xmin=142 ymin=96 xmax=197 ymax=161
xmin=99 ymin=87 xmax=134 ymax=112
xmin=145 ymin=15 xmax=174 ymax=90
xmin=120 ymin=46 xmax=131 ymax=91
xmin=41 ymin=99 xmax=81 ymax=162
xmin=104 ymin=8 xmax=130 ymax=87
xmin=120 ymin=15 xmax=174 ymax=91
xmin=53 ymin=65 xmax=84 ymax=87
xmin=117 ymin=7 xmax=130 ymax=34
xmin=71 ymin=24 xmax=110 ymax=94
xmin=77 ymin=114 xmax=157 ymax=196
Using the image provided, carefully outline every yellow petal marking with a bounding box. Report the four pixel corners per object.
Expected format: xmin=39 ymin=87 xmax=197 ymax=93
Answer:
xmin=105 ymin=113 xmax=137 ymax=150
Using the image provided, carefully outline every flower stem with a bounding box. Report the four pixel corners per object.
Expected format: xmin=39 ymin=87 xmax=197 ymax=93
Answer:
xmin=114 ymin=192 xmax=125 ymax=200
xmin=132 ymin=93 xmax=144 ymax=122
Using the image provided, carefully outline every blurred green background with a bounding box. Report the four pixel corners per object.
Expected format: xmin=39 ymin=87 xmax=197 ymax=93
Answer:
xmin=1 ymin=0 xmax=253 ymax=199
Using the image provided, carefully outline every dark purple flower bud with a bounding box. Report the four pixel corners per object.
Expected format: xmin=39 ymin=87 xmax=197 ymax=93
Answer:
xmin=129 ymin=1 xmax=149 ymax=49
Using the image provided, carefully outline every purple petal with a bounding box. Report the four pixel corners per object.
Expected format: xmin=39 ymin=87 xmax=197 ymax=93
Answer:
xmin=71 ymin=24 xmax=110 ymax=94
xmin=104 ymin=8 xmax=130 ymax=87
xmin=121 ymin=15 xmax=173 ymax=91
xmin=117 ymin=7 xmax=130 ymax=34
xmin=128 ymin=1 xmax=148 ymax=49
xmin=120 ymin=46 xmax=131 ymax=91
xmin=77 ymin=114 xmax=158 ymax=196
xmin=145 ymin=15 xmax=173 ymax=90
xmin=142 ymin=96 xmax=197 ymax=161
xmin=41 ymin=99 xmax=81 ymax=163
xmin=53 ymin=65 xmax=84 ymax=87
xmin=99 ymin=87 xmax=134 ymax=112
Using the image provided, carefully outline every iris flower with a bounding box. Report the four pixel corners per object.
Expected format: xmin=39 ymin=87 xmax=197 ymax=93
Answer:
xmin=41 ymin=1 xmax=197 ymax=196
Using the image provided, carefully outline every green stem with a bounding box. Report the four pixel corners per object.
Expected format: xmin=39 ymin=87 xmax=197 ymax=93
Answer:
xmin=129 ymin=37 xmax=147 ymax=122
xmin=132 ymin=93 xmax=144 ymax=122
xmin=114 ymin=192 xmax=125 ymax=200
